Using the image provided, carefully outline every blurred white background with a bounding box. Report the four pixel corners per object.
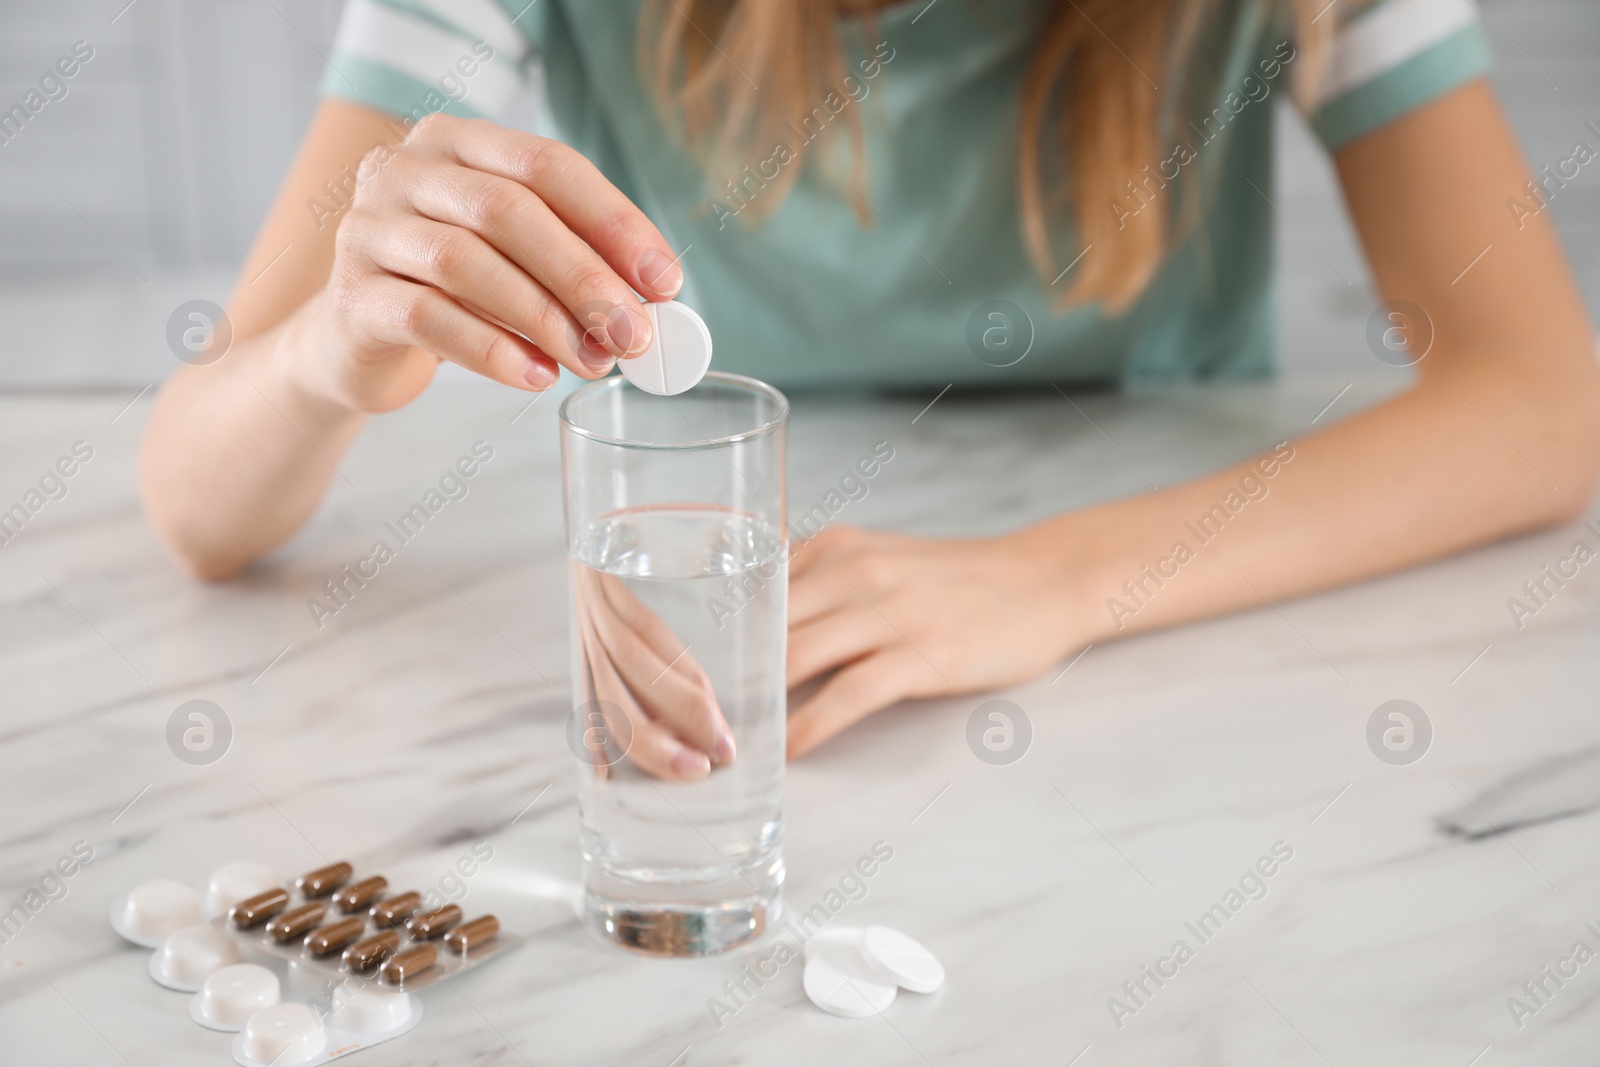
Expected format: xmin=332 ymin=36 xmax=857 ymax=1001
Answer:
xmin=0 ymin=0 xmax=1594 ymax=388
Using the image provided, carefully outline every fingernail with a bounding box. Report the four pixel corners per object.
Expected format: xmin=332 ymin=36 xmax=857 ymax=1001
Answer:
xmin=639 ymin=250 xmax=683 ymax=298
xmin=523 ymin=359 xmax=556 ymax=389
xmin=670 ymin=746 xmax=711 ymax=779
xmin=713 ymin=730 xmax=736 ymax=766
xmin=606 ymin=305 xmax=652 ymax=357
xmin=578 ymin=342 xmax=616 ymax=371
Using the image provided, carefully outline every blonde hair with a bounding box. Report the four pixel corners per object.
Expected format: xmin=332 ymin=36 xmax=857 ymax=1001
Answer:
xmin=642 ymin=0 xmax=1327 ymax=311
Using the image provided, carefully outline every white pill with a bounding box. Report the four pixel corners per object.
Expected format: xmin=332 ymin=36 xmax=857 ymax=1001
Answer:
xmin=149 ymin=924 xmax=240 ymax=991
xmin=112 ymin=879 xmax=202 ymax=947
xmin=861 ymin=926 xmax=944 ymax=993
xmin=617 ymin=300 xmax=712 ymax=395
xmin=803 ymin=930 xmax=897 ymax=1018
xmin=192 ymin=963 xmax=280 ymax=1031
xmin=204 ymin=861 xmax=278 ymax=918
xmin=804 ymin=925 xmax=865 ymax=961
xmin=328 ymin=987 xmax=413 ymax=1034
xmin=240 ymin=1002 xmax=326 ymax=1066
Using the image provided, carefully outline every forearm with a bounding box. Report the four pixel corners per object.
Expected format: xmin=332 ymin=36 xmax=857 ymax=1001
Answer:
xmin=1022 ymin=356 xmax=1600 ymax=647
xmin=140 ymin=296 xmax=367 ymax=579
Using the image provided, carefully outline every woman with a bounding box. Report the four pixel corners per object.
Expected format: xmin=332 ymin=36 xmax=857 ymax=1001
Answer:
xmin=141 ymin=0 xmax=1600 ymax=765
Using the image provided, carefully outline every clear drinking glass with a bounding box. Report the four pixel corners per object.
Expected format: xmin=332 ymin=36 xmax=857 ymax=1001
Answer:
xmin=559 ymin=372 xmax=788 ymax=956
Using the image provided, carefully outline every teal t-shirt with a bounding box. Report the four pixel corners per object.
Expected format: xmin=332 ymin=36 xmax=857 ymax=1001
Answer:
xmin=320 ymin=0 xmax=1491 ymax=390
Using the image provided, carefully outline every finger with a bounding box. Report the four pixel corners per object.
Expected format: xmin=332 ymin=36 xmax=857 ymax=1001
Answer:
xmin=578 ymin=579 xmax=711 ymax=781
xmin=422 ymin=118 xmax=687 ymax=300
xmin=786 ymin=538 xmax=822 ymax=581
xmin=579 ymin=567 xmax=728 ymax=759
xmin=788 ymin=524 xmax=856 ymax=580
xmin=788 ymin=565 xmax=862 ymax=629
xmin=596 ymin=571 xmax=732 ymax=747
xmin=786 ymin=648 xmax=925 ymax=759
xmin=344 ymin=273 xmax=557 ymax=391
xmin=393 ymin=155 xmax=653 ymax=363
xmin=787 ymin=605 xmax=889 ymax=690
xmin=359 ymin=214 xmax=613 ymax=381
xmin=584 ymin=570 xmax=734 ymax=764
xmin=628 ymin=714 xmax=716 ymax=781
xmin=590 ymin=650 xmax=712 ymax=781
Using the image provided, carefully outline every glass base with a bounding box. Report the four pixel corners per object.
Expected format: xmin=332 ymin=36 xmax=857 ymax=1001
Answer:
xmin=584 ymin=888 xmax=781 ymax=957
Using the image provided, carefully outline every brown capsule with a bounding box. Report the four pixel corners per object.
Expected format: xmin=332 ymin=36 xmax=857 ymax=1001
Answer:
xmin=305 ymin=916 xmax=365 ymax=957
xmin=230 ymin=888 xmax=290 ymax=928
xmin=296 ymin=862 xmax=354 ymax=899
xmin=342 ymin=931 xmax=401 ymax=974
xmin=265 ymin=902 xmax=326 ymax=943
xmin=369 ymin=891 xmax=422 ymax=928
xmin=380 ymin=943 xmax=438 ymax=985
xmin=331 ymin=875 xmax=387 ymax=914
xmin=443 ymin=914 xmax=500 ymax=954
xmin=404 ymin=904 xmax=462 ymax=940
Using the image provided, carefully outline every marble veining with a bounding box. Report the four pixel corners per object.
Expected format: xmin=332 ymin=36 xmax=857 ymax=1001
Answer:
xmin=1 ymin=375 xmax=1598 ymax=1065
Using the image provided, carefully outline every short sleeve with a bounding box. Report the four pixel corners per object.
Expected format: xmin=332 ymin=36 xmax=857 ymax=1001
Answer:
xmin=1310 ymin=0 xmax=1493 ymax=149
xmin=319 ymin=0 xmax=538 ymax=122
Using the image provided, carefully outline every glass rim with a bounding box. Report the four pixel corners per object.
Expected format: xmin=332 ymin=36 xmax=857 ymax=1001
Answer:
xmin=558 ymin=371 xmax=790 ymax=451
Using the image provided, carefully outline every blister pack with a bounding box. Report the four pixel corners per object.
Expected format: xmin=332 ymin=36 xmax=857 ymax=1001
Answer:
xmin=113 ymin=857 xmax=520 ymax=1064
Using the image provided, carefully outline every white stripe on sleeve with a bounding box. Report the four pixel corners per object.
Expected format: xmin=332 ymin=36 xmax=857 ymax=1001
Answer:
xmin=1318 ymin=0 xmax=1478 ymax=102
xmin=335 ymin=0 xmax=525 ymax=116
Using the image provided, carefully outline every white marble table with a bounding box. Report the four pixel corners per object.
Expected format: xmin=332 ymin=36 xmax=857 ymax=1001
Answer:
xmin=3 ymin=375 xmax=1598 ymax=1066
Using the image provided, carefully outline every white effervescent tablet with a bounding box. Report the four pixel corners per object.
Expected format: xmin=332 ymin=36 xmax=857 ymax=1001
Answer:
xmin=191 ymin=963 xmax=280 ymax=1031
xmin=149 ymin=924 xmax=240 ymax=991
xmin=204 ymin=861 xmax=278 ymax=918
xmin=111 ymin=879 xmax=203 ymax=947
xmin=861 ymin=926 xmax=944 ymax=994
xmin=803 ymin=931 xmax=897 ymax=1018
xmin=804 ymin=925 xmax=864 ymax=961
xmin=239 ymin=1002 xmax=327 ymax=1066
xmin=617 ymin=300 xmax=712 ymax=396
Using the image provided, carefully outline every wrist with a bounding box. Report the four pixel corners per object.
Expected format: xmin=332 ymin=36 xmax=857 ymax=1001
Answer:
xmin=259 ymin=290 xmax=366 ymax=428
xmin=1001 ymin=514 xmax=1111 ymax=657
